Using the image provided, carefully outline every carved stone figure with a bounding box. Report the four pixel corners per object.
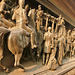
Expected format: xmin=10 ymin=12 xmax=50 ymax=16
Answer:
xmin=28 ymin=8 xmax=36 ymax=29
xmin=57 ymin=27 xmax=64 ymax=66
xmin=62 ymin=25 xmax=66 ymax=57
xmin=71 ymin=29 xmax=75 ymax=56
xmin=36 ymin=5 xmax=43 ymax=31
xmin=72 ymin=40 xmax=75 ymax=55
xmin=67 ymin=30 xmax=71 ymax=51
xmin=0 ymin=0 xmax=15 ymax=28
xmin=12 ymin=0 xmax=37 ymax=49
xmin=55 ymin=15 xmax=65 ymax=32
xmin=43 ymin=27 xmax=53 ymax=65
xmin=47 ymin=32 xmax=59 ymax=70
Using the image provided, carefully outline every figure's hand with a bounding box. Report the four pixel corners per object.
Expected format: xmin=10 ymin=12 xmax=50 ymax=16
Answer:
xmin=7 ymin=11 xmax=10 ymax=14
xmin=11 ymin=8 xmax=14 ymax=12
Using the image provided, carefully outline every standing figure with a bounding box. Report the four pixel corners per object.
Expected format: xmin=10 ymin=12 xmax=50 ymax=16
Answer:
xmin=43 ymin=27 xmax=53 ymax=65
xmin=72 ymin=40 xmax=75 ymax=55
xmin=62 ymin=25 xmax=66 ymax=57
xmin=71 ymin=29 xmax=75 ymax=56
xmin=57 ymin=28 xmax=64 ymax=66
xmin=67 ymin=30 xmax=71 ymax=51
xmin=28 ymin=8 xmax=36 ymax=29
xmin=12 ymin=0 xmax=37 ymax=49
xmin=36 ymin=5 xmax=43 ymax=31
xmin=47 ymin=32 xmax=59 ymax=70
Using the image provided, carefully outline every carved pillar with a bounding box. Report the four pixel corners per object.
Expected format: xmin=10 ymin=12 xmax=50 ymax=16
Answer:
xmin=45 ymin=17 xmax=48 ymax=31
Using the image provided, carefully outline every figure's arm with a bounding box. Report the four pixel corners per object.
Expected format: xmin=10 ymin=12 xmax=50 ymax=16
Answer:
xmin=12 ymin=11 xmax=16 ymax=20
xmin=0 ymin=1 xmax=5 ymax=13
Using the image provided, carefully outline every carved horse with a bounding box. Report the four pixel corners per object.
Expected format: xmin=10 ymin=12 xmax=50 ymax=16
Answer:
xmin=0 ymin=27 xmax=30 ymax=72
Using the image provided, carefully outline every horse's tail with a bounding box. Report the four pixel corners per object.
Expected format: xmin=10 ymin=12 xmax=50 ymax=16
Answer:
xmin=0 ymin=27 xmax=10 ymax=47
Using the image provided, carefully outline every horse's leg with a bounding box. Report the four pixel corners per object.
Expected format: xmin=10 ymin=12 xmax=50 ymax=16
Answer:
xmin=0 ymin=47 xmax=9 ymax=73
xmin=17 ymin=53 xmax=25 ymax=71
xmin=14 ymin=53 xmax=25 ymax=72
xmin=14 ymin=54 xmax=17 ymax=67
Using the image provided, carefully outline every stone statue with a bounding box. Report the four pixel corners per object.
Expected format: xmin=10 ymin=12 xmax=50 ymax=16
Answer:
xmin=43 ymin=27 xmax=53 ymax=65
xmin=12 ymin=0 xmax=37 ymax=49
xmin=36 ymin=5 xmax=43 ymax=31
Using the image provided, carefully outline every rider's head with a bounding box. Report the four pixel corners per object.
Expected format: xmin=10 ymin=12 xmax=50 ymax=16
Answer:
xmin=38 ymin=5 xmax=41 ymax=10
xmin=19 ymin=0 xmax=25 ymax=8
xmin=25 ymin=4 xmax=29 ymax=11
xmin=48 ymin=27 xmax=51 ymax=32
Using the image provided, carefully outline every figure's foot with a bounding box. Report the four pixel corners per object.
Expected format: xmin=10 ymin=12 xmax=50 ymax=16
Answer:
xmin=47 ymin=65 xmax=51 ymax=70
xmin=22 ymin=68 xmax=26 ymax=72
xmin=32 ymin=45 xmax=37 ymax=49
xmin=4 ymin=68 xmax=9 ymax=73
xmin=5 ymin=68 xmax=9 ymax=73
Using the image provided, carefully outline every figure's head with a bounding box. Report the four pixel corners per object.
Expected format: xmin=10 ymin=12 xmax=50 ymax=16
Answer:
xmin=68 ymin=29 xmax=71 ymax=33
xmin=38 ymin=5 xmax=41 ymax=10
xmin=48 ymin=27 xmax=51 ymax=32
xmin=25 ymin=4 xmax=29 ymax=11
xmin=19 ymin=0 xmax=25 ymax=8
xmin=59 ymin=15 xmax=61 ymax=19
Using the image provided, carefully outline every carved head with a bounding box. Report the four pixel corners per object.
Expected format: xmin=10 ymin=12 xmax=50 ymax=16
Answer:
xmin=19 ymin=0 xmax=25 ymax=8
xmin=25 ymin=4 xmax=29 ymax=11
xmin=68 ymin=29 xmax=71 ymax=34
xmin=48 ymin=27 xmax=51 ymax=32
xmin=59 ymin=15 xmax=62 ymax=20
xmin=38 ymin=5 xmax=41 ymax=10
